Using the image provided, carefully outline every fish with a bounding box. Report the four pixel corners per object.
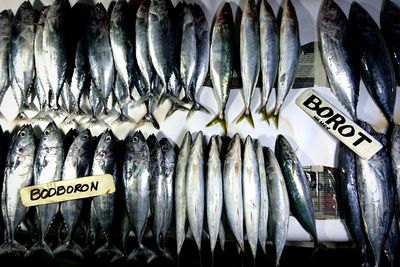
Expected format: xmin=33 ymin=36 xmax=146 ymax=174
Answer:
xmin=87 ymin=3 xmax=115 ymax=115
xmin=147 ymin=134 xmax=173 ymax=262
xmin=242 ymin=136 xmax=260 ymax=260
xmin=175 ymin=131 xmax=192 ymax=260
xmin=135 ymin=0 xmax=159 ymax=129
xmin=113 ymin=75 xmax=132 ymax=121
xmin=28 ymin=122 xmax=65 ymax=257
xmin=206 ymin=3 xmax=235 ymax=134
xmin=54 ymin=129 xmax=93 ymax=259
xmin=390 ymin=125 xmax=400 ymax=219
xmin=275 ymin=135 xmax=318 ymax=245
xmin=350 ymin=3 xmax=396 ymax=126
xmin=206 ymin=135 xmax=223 ymax=266
xmin=122 ymin=131 xmax=155 ymax=261
xmin=381 ymin=0 xmax=400 ymax=84
xmin=384 ymin=216 xmax=399 ymax=267
xmin=186 ymin=131 xmax=205 ymax=260
xmin=271 ymin=0 xmax=300 ymax=127
xmin=42 ymin=0 xmax=71 ymax=110
xmin=258 ymin=0 xmax=279 ymax=122
xmin=337 ymin=141 xmax=369 ymax=266
xmin=0 ymin=125 xmax=35 ymax=256
xmin=356 ymin=121 xmax=395 ymax=267
xmin=318 ymin=0 xmax=359 ymax=120
xmin=265 ymin=147 xmax=290 ymax=266
xmin=255 ymin=140 xmax=268 ymax=254
xmin=235 ymin=0 xmax=260 ymax=128
xmin=91 ymin=130 xmax=122 ymax=258
xmin=9 ymin=1 xmax=35 ymax=118
xmin=0 ymin=10 xmax=13 ymax=114
xmin=188 ymin=4 xmax=210 ymax=118
xmin=223 ymin=133 xmax=244 ymax=251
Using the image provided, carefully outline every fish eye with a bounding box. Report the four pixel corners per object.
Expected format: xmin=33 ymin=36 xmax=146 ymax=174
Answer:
xmin=162 ymin=144 xmax=168 ymax=151
xmin=83 ymin=134 xmax=88 ymax=139
xmin=105 ymin=135 xmax=111 ymax=142
xmin=20 ymin=131 xmax=26 ymax=137
xmin=44 ymin=130 xmax=50 ymax=136
xmin=18 ymin=147 xmax=24 ymax=153
xmin=132 ymin=136 xmax=138 ymax=142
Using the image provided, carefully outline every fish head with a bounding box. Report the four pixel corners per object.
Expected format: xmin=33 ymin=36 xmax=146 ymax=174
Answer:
xmin=183 ymin=4 xmax=194 ymax=25
xmin=147 ymin=134 xmax=160 ymax=153
xmin=349 ymin=2 xmax=377 ymax=32
xmin=137 ymin=0 xmax=151 ymax=19
xmin=261 ymin=0 xmax=275 ymax=19
xmin=95 ymin=129 xmax=116 ymax=160
xmin=149 ymin=0 xmax=169 ymax=19
xmin=90 ymin=3 xmax=108 ymax=26
xmin=72 ymin=129 xmax=92 ymax=150
xmin=275 ymin=134 xmax=295 ymax=159
xmin=191 ymin=4 xmax=208 ymax=32
xmin=225 ymin=133 xmax=242 ymax=159
xmin=37 ymin=6 xmax=49 ymax=25
xmin=40 ymin=121 xmax=63 ymax=151
xmin=12 ymin=125 xmax=35 ymax=156
xmin=15 ymin=1 xmax=34 ymax=24
xmin=0 ymin=9 xmax=12 ymax=24
xmin=131 ymin=131 xmax=149 ymax=156
xmin=215 ymin=3 xmax=233 ymax=29
xmin=191 ymin=131 xmax=204 ymax=154
xmin=282 ymin=0 xmax=298 ymax=26
xmin=244 ymin=0 xmax=258 ymax=19
xmin=160 ymin=137 xmax=176 ymax=167
xmin=111 ymin=0 xmax=128 ymax=22
xmin=180 ymin=131 xmax=192 ymax=149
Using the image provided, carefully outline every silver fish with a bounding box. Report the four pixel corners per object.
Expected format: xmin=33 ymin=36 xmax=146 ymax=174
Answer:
xmin=258 ymin=0 xmax=279 ymax=122
xmin=0 ymin=125 xmax=35 ymax=256
xmin=9 ymin=1 xmax=35 ymax=117
xmin=55 ymin=129 xmax=93 ymax=259
xmin=357 ymin=121 xmax=395 ymax=267
xmin=206 ymin=3 xmax=235 ymax=134
xmin=114 ymin=74 xmax=131 ymax=121
xmin=186 ymin=131 xmax=205 ymax=256
xmin=318 ymin=0 xmax=359 ymax=120
xmin=265 ymin=147 xmax=290 ymax=266
xmin=275 ymin=135 xmax=318 ymax=244
xmin=243 ymin=136 xmax=260 ymax=259
xmin=256 ymin=140 xmax=268 ymax=254
xmin=206 ymin=135 xmax=223 ymax=264
xmin=42 ymin=0 xmax=71 ymax=109
xmin=91 ymin=130 xmax=122 ymax=257
xmin=29 ymin=122 xmax=64 ymax=256
xmin=236 ymin=0 xmax=260 ymax=128
xmin=390 ymin=124 xmax=400 ymax=222
xmin=272 ymin=0 xmax=300 ymax=127
xmin=223 ymin=133 xmax=244 ymax=251
xmin=0 ymin=10 xmax=12 ymax=110
xmin=175 ymin=132 xmax=192 ymax=259
xmin=384 ymin=216 xmax=399 ymax=267
xmin=123 ymin=131 xmax=154 ymax=261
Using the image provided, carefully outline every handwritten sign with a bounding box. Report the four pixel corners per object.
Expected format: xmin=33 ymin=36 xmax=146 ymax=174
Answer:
xmin=296 ymin=89 xmax=382 ymax=160
xmin=20 ymin=174 xmax=115 ymax=207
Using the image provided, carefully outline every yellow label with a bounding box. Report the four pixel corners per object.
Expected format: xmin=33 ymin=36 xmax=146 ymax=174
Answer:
xmin=296 ymin=89 xmax=382 ymax=160
xmin=20 ymin=174 xmax=116 ymax=207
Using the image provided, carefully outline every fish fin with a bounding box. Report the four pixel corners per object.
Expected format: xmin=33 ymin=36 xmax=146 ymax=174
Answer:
xmin=235 ymin=108 xmax=255 ymax=128
xmin=0 ymin=240 xmax=27 ymax=257
xmin=257 ymin=105 xmax=270 ymax=124
xmin=206 ymin=114 xmax=227 ymax=134
xmin=135 ymin=113 xmax=160 ymax=130
xmin=94 ymin=242 xmax=123 ymax=258
xmin=53 ymin=240 xmax=84 ymax=259
xmin=311 ymin=241 xmax=329 ymax=259
xmin=26 ymin=240 xmax=54 ymax=258
xmin=127 ymin=244 xmax=156 ymax=262
xmin=159 ymin=247 xmax=175 ymax=263
xmin=181 ymin=96 xmax=194 ymax=105
xmin=267 ymin=111 xmax=279 ymax=128
xmin=187 ymin=102 xmax=210 ymax=119
xmin=165 ymin=103 xmax=187 ymax=119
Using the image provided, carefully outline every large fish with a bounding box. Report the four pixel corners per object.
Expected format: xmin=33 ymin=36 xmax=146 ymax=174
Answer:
xmin=9 ymin=1 xmax=35 ymax=118
xmin=318 ymin=0 xmax=359 ymax=120
xmin=271 ymin=0 xmax=300 ymax=127
xmin=242 ymin=136 xmax=260 ymax=260
xmin=357 ymin=121 xmax=395 ymax=267
xmin=350 ymin=3 xmax=396 ymax=125
xmin=0 ymin=125 xmax=35 ymax=256
xmin=381 ymin=0 xmax=400 ymax=83
xmin=87 ymin=3 xmax=115 ymax=115
xmin=0 ymin=10 xmax=12 ymax=112
xmin=275 ymin=135 xmax=318 ymax=245
xmin=175 ymin=132 xmax=192 ymax=260
xmin=255 ymin=140 xmax=268 ymax=254
xmin=55 ymin=129 xmax=93 ymax=259
xmin=29 ymin=122 xmax=65 ymax=256
xmin=42 ymin=0 xmax=71 ymax=110
xmin=206 ymin=3 xmax=235 ymax=134
xmin=91 ymin=130 xmax=122 ymax=257
xmin=122 ymin=131 xmax=154 ymax=261
xmin=337 ymin=142 xmax=369 ymax=265
xmin=236 ymin=0 xmax=260 ymax=128
xmin=223 ymin=134 xmax=244 ymax=251
xmin=188 ymin=4 xmax=210 ymax=117
xmin=186 ymin=131 xmax=205 ymax=258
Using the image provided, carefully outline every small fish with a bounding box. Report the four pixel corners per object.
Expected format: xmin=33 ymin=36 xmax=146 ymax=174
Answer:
xmin=0 ymin=10 xmax=13 ymax=113
xmin=235 ymin=0 xmax=260 ymax=128
xmin=271 ymin=0 xmax=300 ymax=127
xmin=384 ymin=216 xmax=399 ymax=267
xmin=206 ymin=3 xmax=235 ymax=134
xmin=0 ymin=125 xmax=35 ymax=256
xmin=318 ymin=0 xmax=359 ymax=120
xmin=256 ymin=140 xmax=268 ymax=254
xmin=258 ymin=0 xmax=279 ymax=122
xmin=390 ymin=124 xmax=400 ymax=220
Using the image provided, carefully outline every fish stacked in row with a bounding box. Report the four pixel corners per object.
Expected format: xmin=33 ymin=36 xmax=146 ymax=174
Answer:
xmin=0 ymin=122 xmax=321 ymax=266
xmin=318 ymin=0 xmax=398 ymax=133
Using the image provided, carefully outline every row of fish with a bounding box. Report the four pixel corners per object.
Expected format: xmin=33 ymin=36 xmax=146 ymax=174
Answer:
xmin=318 ymin=0 xmax=399 ymax=132
xmin=0 ymin=121 xmax=323 ymax=266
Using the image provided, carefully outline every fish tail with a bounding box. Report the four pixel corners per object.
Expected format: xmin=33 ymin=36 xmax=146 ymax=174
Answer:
xmin=206 ymin=113 xmax=227 ymax=134
xmin=127 ymin=244 xmax=156 ymax=262
xmin=165 ymin=103 xmax=181 ymax=119
xmin=267 ymin=110 xmax=279 ymax=128
xmin=26 ymin=240 xmax=54 ymax=258
xmin=257 ymin=105 xmax=270 ymax=124
xmin=311 ymin=240 xmax=328 ymax=259
xmin=53 ymin=240 xmax=84 ymax=259
xmin=235 ymin=108 xmax=255 ymax=128
xmin=260 ymin=241 xmax=266 ymax=255
xmin=135 ymin=113 xmax=160 ymax=129
xmin=0 ymin=240 xmax=27 ymax=257
xmin=181 ymin=96 xmax=194 ymax=105
xmin=198 ymin=246 xmax=203 ymax=267
xmin=187 ymin=102 xmax=210 ymax=119
xmin=159 ymin=247 xmax=175 ymax=263
xmin=210 ymin=248 xmax=215 ymax=267
xmin=94 ymin=242 xmax=123 ymax=258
